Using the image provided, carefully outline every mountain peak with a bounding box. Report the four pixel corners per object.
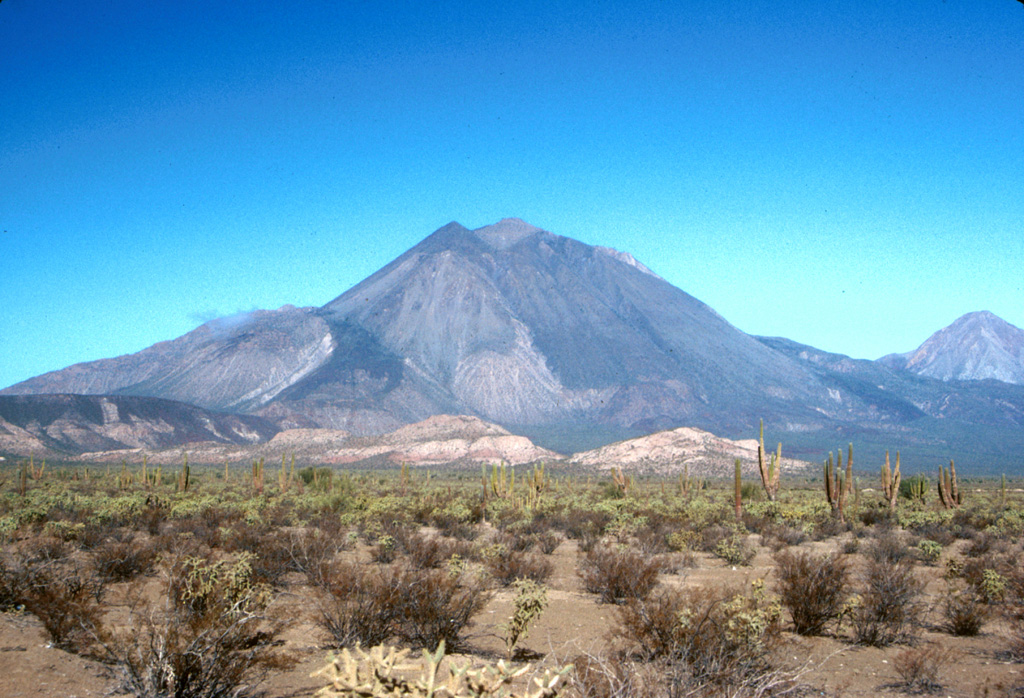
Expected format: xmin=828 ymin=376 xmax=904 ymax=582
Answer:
xmin=881 ymin=311 xmax=1024 ymax=384
xmin=473 ymin=218 xmax=543 ymax=250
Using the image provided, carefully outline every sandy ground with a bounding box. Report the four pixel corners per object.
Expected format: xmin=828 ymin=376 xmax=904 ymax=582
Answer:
xmin=3 ymin=536 xmax=1023 ymax=698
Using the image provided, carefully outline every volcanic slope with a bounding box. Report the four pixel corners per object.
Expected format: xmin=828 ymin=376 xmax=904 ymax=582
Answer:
xmin=9 ymin=218 xmax=1024 ymax=464
xmin=880 ymin=311 xmax=1024 ymax=385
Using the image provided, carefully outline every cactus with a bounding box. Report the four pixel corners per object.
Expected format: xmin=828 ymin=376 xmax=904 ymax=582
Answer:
xmin=907 ymin=474 xmax=928 ymax=504
xmin=177 ymin=454 xmax=190 ymax=493
xmin=611 ymin=466 xmax=629 ymax=495
xmin=252 ymin=458 xmax=265 ymax=494
xmin=734 ymin=458 xmax=743 ymax=520
xmin=527 ymin=462 xmax=547 ymax=506
xmin=313 ymin=640 xmax=570 ymax=698
xmin=881 ymin=450 xmax=901 ymax=512
xmin=937 ymin=459 xmax=963 ymax=510
xmin=1001 ymin=473 xmax=1008 ymax=509
xmin=824 ymin=444 xmax=853 ymax=523
xmin=756 ymin=419 xmax=782 ymax=501
xmin=491 ymin=462 xmax=514 ymax=498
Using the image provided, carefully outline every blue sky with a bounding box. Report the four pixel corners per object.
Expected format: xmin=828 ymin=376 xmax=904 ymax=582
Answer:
xmin=2 ymin=0 xmax=1022 ymax=390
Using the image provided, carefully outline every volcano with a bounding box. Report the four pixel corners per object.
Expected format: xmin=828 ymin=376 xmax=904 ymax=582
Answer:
xmin=6 ymin=218 xmax=1024 ymax=466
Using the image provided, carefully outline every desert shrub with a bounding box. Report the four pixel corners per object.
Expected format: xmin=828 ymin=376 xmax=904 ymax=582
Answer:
xmin=93 ymin=536 xmax=157 ymax=582
xmin=891 ymin=644 xmax=950 ymax=694
xmin=857 ymin=503 xmax=895 ymax=528
xmin=372 ymin=534 xmax=400 ymax=564
xmin=390 ymin=563 xmax=492 ymax=651
xmin=533 ymin=530 xmax=562 ymax=555
xmin=941 ymin=584 xmax=987 ymax=636
xmin=852 ymin=558 xmax=923 ymax=646
xmin=713 ymin=535 xmax=756 ymax=566
xmin=616 ymin=580 xmax=783 ymax=693
xmin=18 ymin=534 xmax=70 ymax=564
xmin=100 ymin=552 xmax=289 ymax=698
xmin=958 ymin=555 xmax=1011 ymax=603
xmin=570 ymin=652 xmax=659 ymax=698
xmin=484 ymin=548 xmax=553 ymax=586
xmin=0 ymin=558 xmax=29 ymax=611
xmin=285 ymin=528 xmax=340 ymax=587
xmin=20 ymin=563 xmax=104 ymax=655
xmin=405 ymin=532 xmax=468 ymax=569
xmin=578 ymin=544 xmax=661 ymax=604
xmin=501 ymin=579 xmax=548 ymax=660
xmin=316 ymin=561 xmax=397 ymax=648
xmin=865 ymin=530 xmax=912 ymax=564
xmin=761 ymin=522 xmax=807 ymax=552
xmin=915 ymin=539 xmax=944 ymax=566
xmin=773 ymin=550 xmax=850 ymax=636
xmin=562 ymin=509 xmax=611 ymax=546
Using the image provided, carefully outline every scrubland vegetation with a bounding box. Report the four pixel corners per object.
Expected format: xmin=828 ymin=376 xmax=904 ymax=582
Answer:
xmin=2 ymin=453 xmax=1024 ymax=697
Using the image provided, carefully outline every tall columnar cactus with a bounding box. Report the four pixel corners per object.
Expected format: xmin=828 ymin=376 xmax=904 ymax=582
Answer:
xmin=734 ymin=458 xmax=743 ymax=521
xmin=937 ymin=459 xmax=963 ymax=510
xmin=881 ymin=450 xmax=901 ymax=512
xmin=824 ymin=444 xmax=853 ymax=523
xmin=611 ymin=466 xmax=629 ymax=495
xmin=177 ymin=454 xmax=190 ymax=493
xmin=756 ymin=419 xmax=782 ymax=501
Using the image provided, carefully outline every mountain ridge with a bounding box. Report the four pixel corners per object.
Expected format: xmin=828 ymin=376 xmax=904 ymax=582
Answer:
xmin=4 ymin=218 xmax=1024 ymax=471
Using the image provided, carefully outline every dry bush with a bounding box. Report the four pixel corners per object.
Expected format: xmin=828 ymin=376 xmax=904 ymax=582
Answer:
xmin=941 ymin=585 xmax=987 ymax=636
xmin=864 ymin=530 xmax=912 ymax=564
xmin=533 ymin=530 xmax=563 ymax=555
xmin=485 ymin=549 xmax=553 ymax=587
xmin=570 ymin=652 xmax=660 ymax=698
xmin=19 ymin=562 xmax=104 ymax=655
xmin=99 ymin=552 xmax=290 ymax=698
xmin=773 ymin=550 xmax=850 ymax=636
xmin=390 ymin=563 xmax=493 ymax=651
xmin=852 ymin=558 xmax=923 ymax=646
xmin=578 ymin=544 xmax=661 ymax=604
xmin=405 ymin=532 xmax=468 ymax=570
xmin=891 ymin=644 xmax=951 ymax=694
xmin=286 ymin=528 xmax=340 ymax=587
xmin=615 ymin=581 xmax=789 ymax=696
xmin=93 ymin=536 xmax=157 ymax=583
xmin=316 ymin=561 xmax=397 ymax=647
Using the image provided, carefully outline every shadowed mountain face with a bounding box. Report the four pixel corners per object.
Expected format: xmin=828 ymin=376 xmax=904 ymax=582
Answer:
xmin=4 ymin=219 xmax=1024 ymax=469
xmin=879 ymin=311 xmax=1024 ymax=385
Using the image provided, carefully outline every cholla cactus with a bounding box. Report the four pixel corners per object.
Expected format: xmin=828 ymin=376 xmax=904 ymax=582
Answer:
xmin=312 ymin=641 xmax=570 ymax=698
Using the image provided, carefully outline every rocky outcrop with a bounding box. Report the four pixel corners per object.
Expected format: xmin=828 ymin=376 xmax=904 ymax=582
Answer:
xmin=570 ymin=425 xmax=811 ymax=477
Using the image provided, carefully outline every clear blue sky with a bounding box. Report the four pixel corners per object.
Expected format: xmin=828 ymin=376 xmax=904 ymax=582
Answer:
xmin=2 ymin=0 xmax=1022 ymax=391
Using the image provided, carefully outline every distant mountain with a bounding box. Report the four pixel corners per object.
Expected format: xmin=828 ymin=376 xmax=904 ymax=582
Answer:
xmin=5 ymin=219 xmax=1024 ymax=471
xmin=569 ymin=425 xmax=812 ymax=477
xmin=879 ymin=311 xmax=1024 ymax=385
xmin=73 ymin=414 xmax=559 ymax=468
xmin=0 ymin=394 xmax=277 ymax=456
xmin=3 ymin=218 xmax=838 ymax=441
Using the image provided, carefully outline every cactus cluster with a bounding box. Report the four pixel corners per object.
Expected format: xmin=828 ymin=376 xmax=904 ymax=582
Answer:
xmin=313 ymin=641 xmax=569 ymax=698
xmin=937 ymin=459 xmax=962 ymax=510
xmin=824 ymin=444 xmax=853 ymax=523
xmin=881 ymin=451 xmax=901 ymax=512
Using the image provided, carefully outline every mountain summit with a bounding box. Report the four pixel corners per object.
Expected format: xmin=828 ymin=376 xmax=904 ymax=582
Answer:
xmin=3 ymin=219 xmax=829 ymax=444
xmin=880 ymin=311 xmax=1024 ymax=385
xmin=5 ymin=220 xmax=1024 ymax=462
